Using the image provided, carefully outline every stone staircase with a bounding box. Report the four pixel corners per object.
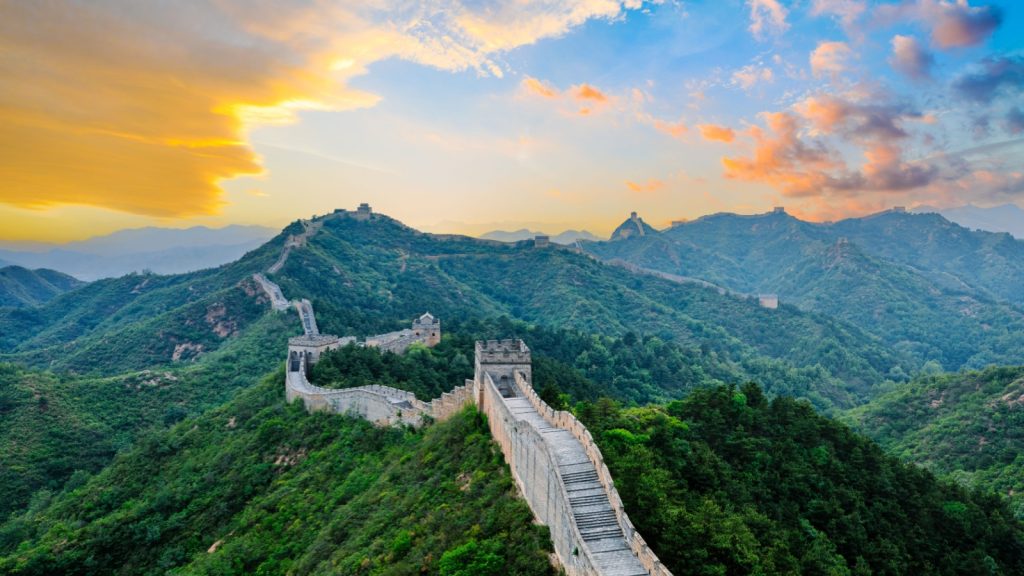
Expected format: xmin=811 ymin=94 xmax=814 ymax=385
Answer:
xmin=504 ymin=397 xmax=649 ymax=576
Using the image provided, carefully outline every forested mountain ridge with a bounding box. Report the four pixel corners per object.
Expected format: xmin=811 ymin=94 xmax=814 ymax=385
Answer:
xmin=842 ymin=366 xmax=1024 ymax=518
xmin=1 ymin=209 xmax=910 ymax=406
xmin=0 ymin=266 xmax=84 ymax=308
xmin=584 ymin=209 xmax=1024 ymax=371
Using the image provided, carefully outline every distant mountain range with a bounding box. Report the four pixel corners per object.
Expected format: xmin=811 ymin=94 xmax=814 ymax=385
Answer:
xmin=0 ymin=266 xmax=85 ymax=308
xmin=479 ymin=228 xmax=601 ymax=244
xmin=0 ymin=225 xmax=277 ymax=280
xmin=913 ymin=203 xmax=1024 ymax=238
xmin=585 ymin=208 xmax=1024 ymax=372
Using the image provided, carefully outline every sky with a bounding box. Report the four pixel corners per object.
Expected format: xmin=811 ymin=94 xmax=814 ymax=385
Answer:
xmin=1 ymin=0 xmax=1023 ymax=242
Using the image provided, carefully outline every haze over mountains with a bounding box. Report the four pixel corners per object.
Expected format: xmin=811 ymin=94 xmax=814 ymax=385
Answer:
xmin=0 ymin=225 xmax=277 ymax=281
xmin=914 ymin=204 xmax=1024 ymax=238
xmin=478 ymin=228 xmax=601 ymax=244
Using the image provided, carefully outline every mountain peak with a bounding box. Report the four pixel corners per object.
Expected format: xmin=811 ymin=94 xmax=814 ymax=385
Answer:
xmin=611 ymin=212 xmax=658 ymax=240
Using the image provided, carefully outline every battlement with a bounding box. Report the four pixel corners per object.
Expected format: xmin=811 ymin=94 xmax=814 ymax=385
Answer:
xmin=475 ymin=339 xmax=531 ymax=364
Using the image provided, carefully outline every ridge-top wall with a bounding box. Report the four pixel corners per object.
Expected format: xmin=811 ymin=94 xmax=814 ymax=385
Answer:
xmin=516 ymin=372 xmax=671 ymax=576
xmin=477 ymin=371 xmax=600 ymax=575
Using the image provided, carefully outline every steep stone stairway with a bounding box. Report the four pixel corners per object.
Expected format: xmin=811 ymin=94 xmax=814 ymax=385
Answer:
xmin=504 ymin=396 xmax=649 ymax=576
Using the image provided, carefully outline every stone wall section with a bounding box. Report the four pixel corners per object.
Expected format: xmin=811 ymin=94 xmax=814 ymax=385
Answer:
xmin=516 ymin=372 xmax=672 ymax=576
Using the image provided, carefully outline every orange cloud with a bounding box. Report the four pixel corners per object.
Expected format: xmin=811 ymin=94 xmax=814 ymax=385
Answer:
xmin=810 ymin=41 xmax=854 ymax=78
xmin=573 ymin=84 xmax=608 ymax=102
xmin=523 ymin=77 xmax=559 ymax=98
xmin=698 ymin=124 xmax=736 ymax=142
xmin=722 ymin=112 xmax=843 ymax=196
xmin=653 ymin=118 xmax=688 ymax=139
xmin=626 ymin=179 xmax=665 ymax=193
xmin=0 ymin=2 xmax=646 ymax=221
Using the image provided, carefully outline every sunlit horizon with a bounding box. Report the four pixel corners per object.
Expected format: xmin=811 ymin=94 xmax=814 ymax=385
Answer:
xmin=2 ymin=1 xmax=1022 ymax=242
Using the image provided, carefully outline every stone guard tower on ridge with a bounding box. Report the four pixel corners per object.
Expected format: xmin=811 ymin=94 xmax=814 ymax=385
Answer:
xmin=412 ymin=312 xmax=441 ymax=347
xmin=474 ymin=339 xmax=532 ymax=404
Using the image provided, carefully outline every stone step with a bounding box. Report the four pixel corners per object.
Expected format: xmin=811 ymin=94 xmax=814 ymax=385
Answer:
xmin=570 ymin=493 xmax=608 ymax=507
xmin=581 ymin=528 xmax=626 ymax=542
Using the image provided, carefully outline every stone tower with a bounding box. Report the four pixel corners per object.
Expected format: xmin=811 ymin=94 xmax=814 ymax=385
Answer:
xmin=474 ymin=339 xmax=532 ymax=404
xmin=412 ymin=312 xmax=441 ymax=346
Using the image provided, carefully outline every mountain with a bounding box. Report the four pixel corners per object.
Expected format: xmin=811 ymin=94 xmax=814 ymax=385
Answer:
xmin=585 ymin=209 xmax=1024 ymax=371
xmin=0 ymin=225 xmax=276 ymax=280
xmin=0 ymin=209 xmax=910 ymax=405
xmin=0 ymin=266 xmax=85 ymax=308
xmin=479 ymin=228 xmax=601 ymax=244
xmin=842 ymin=366 xmax=1024 ymax=517
xmin=915 ymin=203 xmax=1024 ymax=238
xmin=609 ymin=212 xmax=658 ymax=240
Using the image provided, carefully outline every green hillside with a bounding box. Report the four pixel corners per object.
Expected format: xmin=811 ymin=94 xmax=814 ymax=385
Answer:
xmin=0 ymin=372 xmax=554 ymax=576
xmin=0 ymin=312 xmax=294 ymax=517
xmin=578 ymin=384 xmax=1024 ymax=575
xmin=842 ymin=366 xmax=1024 ymax=518
xmin=0 ymin=266 xmax=84 ymax=308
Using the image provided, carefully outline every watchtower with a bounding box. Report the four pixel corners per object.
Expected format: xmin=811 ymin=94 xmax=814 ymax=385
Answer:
xmin=354 ymin=203 xmax=372 ymax=220
xmin=412 ymin=312 xmax=441 ymax=346
xmin=475 ymin=339 xmax=531 ymax=402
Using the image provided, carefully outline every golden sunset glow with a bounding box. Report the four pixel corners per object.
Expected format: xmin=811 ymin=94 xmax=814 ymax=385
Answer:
xmin=0 ymin=1 xmax=1021 ymax=242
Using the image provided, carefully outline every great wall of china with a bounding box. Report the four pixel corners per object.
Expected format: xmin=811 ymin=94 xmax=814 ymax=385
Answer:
xmin=255 ymin=205 xmax=671 ymax=576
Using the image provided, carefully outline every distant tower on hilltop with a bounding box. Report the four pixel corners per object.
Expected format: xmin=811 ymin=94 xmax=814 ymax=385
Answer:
xmin=534 ymin=235 xmax=550 ymax=248
xmin=354 ymin=203 xmax=372 ymax=220
xmin=630 ymin=211 xmax=639 ymax=221
xmin=412 ymin=312 xmax=441 ymax=347
xmin=892 ymin=206 xmax=907 ymax=213
xmin=772 ymin=206 xmax=786 ymax=215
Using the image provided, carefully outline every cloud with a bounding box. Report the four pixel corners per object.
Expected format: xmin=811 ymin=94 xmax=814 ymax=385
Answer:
xmin=722 ymin=112 xmax=844 ymax=196
xmin=929 ymin=0 xmax=1002 ymax=48
xmin=523 ymin=76 xmax=559 ymax=98
xmin=874 ymin=0 xmax=1002 ymax=49
xmin=748 ymin=0 xmax=789 ymax=39
xmin=889 ymin=35 xmax=934 ymax=80
xmin=653 ymin=118 xmax=688 ymax=138
xmin=732 ymin=65 xmax=774 ymax=90
xmin=810 ymin=41 xmax=854 ymax=78
xmin=953 ymin=55 xmax=1024 ymax=103
xmin=626 ymin=179 xmax=665 ymax=193
xmin=723 ymin=96 xmax=938 ymax=200
xmin=573 ymin=84 xmax=609 ymax=102
xmin=698 ymin=124 xmax=736 ymax=142
xmin=796 ymin=93 xmax=921 ymax=141
xmin=811 ymin=0 xmax=866 ymax=28
xmin=0 ymin=0 xmax=647 ymax=218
